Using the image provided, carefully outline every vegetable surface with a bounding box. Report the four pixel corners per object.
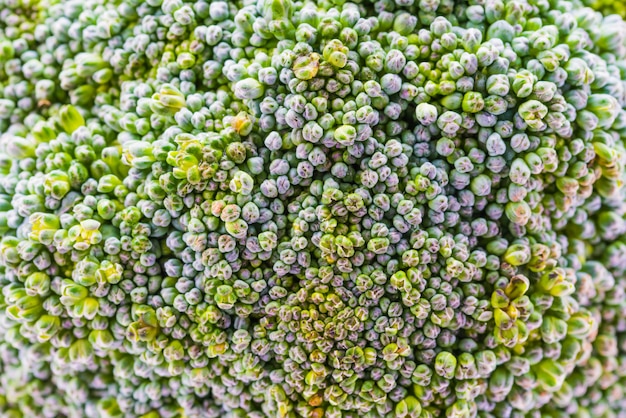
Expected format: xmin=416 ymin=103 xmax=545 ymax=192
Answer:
xmin=1 ymin=0 xmax=626 ymax=417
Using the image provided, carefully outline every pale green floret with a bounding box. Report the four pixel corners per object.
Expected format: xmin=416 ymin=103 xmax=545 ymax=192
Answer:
xmin=415 ymin=102 xmax=439 ymax=125
xmin=234 ymin=78 xmax=265 ymax=100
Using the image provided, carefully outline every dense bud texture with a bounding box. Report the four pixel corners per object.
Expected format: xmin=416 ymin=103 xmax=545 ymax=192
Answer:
xmin=1 ymin=0 xmax=626 ymax=417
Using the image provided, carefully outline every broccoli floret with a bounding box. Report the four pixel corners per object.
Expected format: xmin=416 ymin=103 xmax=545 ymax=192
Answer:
xmin=1 ymin=0 xmax=626 ymax=417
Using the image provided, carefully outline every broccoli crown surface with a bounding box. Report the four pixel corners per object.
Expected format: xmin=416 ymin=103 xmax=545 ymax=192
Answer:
xmin=1 ymin=0 xmax=626 ymax=417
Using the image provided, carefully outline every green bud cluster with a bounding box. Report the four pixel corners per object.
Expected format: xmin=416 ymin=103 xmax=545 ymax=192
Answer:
xmin=1 ymin=0 xmax=626 ymax=417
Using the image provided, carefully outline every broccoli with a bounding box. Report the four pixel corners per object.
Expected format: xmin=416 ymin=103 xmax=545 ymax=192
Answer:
xmin=1 ymin=0 xmax=626 ymax=417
